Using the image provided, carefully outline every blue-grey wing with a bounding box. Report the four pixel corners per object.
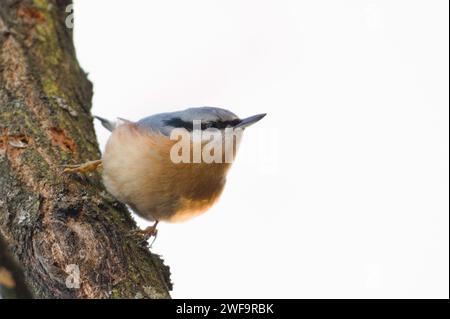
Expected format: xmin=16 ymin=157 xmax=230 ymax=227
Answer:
xmin=137 ymin=113 xmax=174 ymax=136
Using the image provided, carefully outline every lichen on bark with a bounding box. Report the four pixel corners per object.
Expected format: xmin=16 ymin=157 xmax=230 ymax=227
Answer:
xmin=0 ymin=0 xmax=171 ymax=299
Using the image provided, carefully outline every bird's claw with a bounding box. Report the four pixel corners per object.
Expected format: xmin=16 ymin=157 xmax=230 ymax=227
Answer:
xmin=128 ymin=224 xmax=159 ymax=246
xmin=62 ymin=160 xmax=102 ymax=174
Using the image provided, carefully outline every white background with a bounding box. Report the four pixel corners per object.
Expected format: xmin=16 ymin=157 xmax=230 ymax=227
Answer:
xmin=73 ymin=0 xmax=449 ymax=298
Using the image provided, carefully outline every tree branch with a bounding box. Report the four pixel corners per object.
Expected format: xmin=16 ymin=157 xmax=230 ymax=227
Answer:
xmin=0 ymin=0 xmax=171 ymax=298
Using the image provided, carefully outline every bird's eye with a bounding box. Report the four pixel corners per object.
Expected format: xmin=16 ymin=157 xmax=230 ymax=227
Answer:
xmin=207 ymin=119 xmax=241 ymax=129
xmin=201 ymin=122 xmax=213 ymax=130
xmin=164 ymin=118 xmax=194 ymax=131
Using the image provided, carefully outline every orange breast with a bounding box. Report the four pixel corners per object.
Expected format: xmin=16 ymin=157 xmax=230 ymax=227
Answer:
xmin=101 ymin=124 xmax=233 ymax=222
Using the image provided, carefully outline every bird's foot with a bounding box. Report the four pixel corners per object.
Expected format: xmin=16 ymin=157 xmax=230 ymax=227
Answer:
xmin=129 ymin=222 xmax=159 ymax=245
xmin=63 ymin=160 xmax=103 ymax=174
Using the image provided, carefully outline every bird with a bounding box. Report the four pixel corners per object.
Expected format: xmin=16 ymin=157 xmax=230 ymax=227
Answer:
xmin=64 ymin=107 xmax=266 ymax=239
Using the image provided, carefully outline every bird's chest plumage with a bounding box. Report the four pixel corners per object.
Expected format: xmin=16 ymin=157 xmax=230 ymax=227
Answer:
xmin=101 ymin=124 xmax=231 ymax=222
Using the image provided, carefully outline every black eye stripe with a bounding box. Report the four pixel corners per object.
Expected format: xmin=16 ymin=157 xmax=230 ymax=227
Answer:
xmin=210 ymin=119 xmax=241 ymax=129
xmin=164 ymin=118 xmax=194 ymax=131
xmin=164 ymin=118 xmax=241 ymax=131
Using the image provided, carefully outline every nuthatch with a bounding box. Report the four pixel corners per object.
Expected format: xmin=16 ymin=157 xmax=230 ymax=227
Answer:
xmin=64 ymin=107 xmax=266 ymax=238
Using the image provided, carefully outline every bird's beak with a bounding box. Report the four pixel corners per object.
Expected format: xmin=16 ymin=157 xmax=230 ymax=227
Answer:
xmin=235 ymin=113 xmax=267 ymax=129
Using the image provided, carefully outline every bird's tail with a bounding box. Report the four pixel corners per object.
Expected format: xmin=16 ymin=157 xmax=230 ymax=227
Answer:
xmin=94 ymin=116 xmax=116 ymax=132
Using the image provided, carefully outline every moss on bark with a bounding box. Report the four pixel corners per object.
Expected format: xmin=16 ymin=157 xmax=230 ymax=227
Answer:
xmin=0 ymin=0 xmax=171 ymax=299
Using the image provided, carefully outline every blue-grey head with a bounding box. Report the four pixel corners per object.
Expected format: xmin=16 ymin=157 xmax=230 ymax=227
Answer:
xmin=136 ymin=107 xmax=266 ymax=136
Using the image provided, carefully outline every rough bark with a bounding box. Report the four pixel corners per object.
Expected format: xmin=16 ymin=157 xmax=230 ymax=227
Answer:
xmin=0 ymin=0 xmax=171 ymax=299
xmin=0 ymin=233 xmax=32 ymax=298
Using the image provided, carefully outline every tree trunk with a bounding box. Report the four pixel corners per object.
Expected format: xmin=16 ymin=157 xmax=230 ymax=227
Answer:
xmin=0 ymin=233 xmax=32 ymax=298
xmin=0 ymin=0 xmax=171 ymax=299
